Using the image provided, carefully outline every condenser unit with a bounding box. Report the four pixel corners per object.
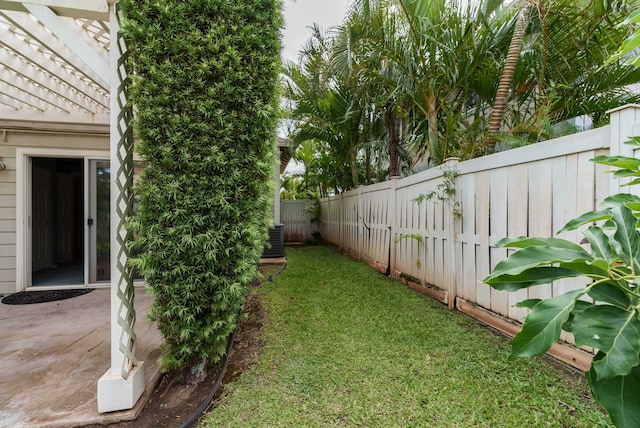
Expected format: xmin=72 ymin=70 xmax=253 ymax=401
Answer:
xmin=263 ymin=224 xmax=284 ymax=258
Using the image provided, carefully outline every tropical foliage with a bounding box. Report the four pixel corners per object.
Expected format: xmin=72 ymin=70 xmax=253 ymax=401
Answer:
xmin=484 ymin=138 xmax=640 ymax=427
xmin=609 ymin=7 xmax=640 ymax=66
xmin=121 ymin=0 xmax=282 ymax=373
xmin=284 ymin=0 xmax=640 ymax=193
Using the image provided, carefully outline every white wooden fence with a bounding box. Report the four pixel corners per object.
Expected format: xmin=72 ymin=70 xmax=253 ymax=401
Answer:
xmin=280 ymin=200 xmax=318 ymax=242
xmin=308 ymin=105 xmax=640 ymax=370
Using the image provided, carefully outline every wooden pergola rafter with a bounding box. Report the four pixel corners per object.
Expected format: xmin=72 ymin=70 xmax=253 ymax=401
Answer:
xmin=0 ymin=0 xmax=111 ymax=119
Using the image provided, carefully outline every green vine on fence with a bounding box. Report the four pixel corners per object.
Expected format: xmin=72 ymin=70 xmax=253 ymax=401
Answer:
xmin=413 ymin=165 xmax=462 ymax=217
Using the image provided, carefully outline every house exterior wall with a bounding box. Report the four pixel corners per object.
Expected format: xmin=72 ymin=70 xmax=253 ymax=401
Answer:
xmin=0 ymin=140 xmax=16 ymax=295
xmin=0 ymin=122 xmax=109 ymax=295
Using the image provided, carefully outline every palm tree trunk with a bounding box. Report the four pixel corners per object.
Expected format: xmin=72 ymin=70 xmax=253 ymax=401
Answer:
xmin=349 ymin=148 xmax=359 ymax=188
xmin=386 ymin=104 xmax=399 ymax=178
xmin=486 ymin=2 xmax=530 ymax=151
xmin=365 ymin=146 xmax=372 ymax=184
xmin=427 ymin=92 xmax=438 ymax=164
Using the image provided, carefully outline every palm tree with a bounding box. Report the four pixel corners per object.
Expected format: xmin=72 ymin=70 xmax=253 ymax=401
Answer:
xmin=487 ymin=0 xmax=640 ymax=150
xmin=333 ymin=0 xmax=405 ymax=178
xmin=283 ymin=27 xmax=369 ymax=190
xmin=284 ymin=0 xmax=640 ymax=188
xmin=486 ymin=1 xmax=531 ymax=150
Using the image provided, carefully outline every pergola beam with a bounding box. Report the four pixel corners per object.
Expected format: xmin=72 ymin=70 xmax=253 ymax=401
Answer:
xmin=21 ymin=4 xmax=109 ymax=85
xmin=0 ymin=47 xmax=107 ymax=113
xmin=2 ymin=70 xmax=75 ymax=112
xmin=0 ymin=107 xmax=109 ymax=128
xmin=0 ymin=13 xmax=109 ymax=105
xmin=0 ymin=0 xmax=109 ymax=20
xmin=0 ymin=94 xmax=25 ymax=110
xmin=0 ymin=77 xmax=49 ymax=111
xmin=0 ymin=39 xmax=108 ymax=110
xmin=1 ymin=10 xmax=109 ymax=90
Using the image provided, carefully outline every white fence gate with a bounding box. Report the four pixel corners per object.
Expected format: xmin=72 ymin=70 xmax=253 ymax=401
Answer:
xmin=280 ymin=200 xmax=317 ymax=242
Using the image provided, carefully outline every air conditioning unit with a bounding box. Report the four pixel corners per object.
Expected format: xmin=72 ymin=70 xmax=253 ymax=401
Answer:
xmin=263 ymin=224 xmax=284 ymax=258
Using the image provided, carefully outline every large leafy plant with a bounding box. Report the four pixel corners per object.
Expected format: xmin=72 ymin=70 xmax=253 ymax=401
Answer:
xmin=121 ymin=0 xmax=281 ymax=374
xmin=484 ymin=138 xmax=640 ymax=427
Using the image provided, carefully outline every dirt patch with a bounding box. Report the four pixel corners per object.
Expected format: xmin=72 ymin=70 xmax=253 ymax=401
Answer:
xmin=86 ymin=294 xmax=265 ymax=428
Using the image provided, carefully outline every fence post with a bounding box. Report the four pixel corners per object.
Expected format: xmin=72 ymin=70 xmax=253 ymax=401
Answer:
xmin=444 ymin=157 xmax=460 ymax=309
xmin=358 ymin=185 xmax=363 ymax=260
xmin=339 ymin=192 xmax=344 ymax=251
xmin=607 ymin=104 xmax=640 ymax=195
xmin=305 ymin=200 xmax=312 ymax=241
xmin=327 ymin=195 xmax=331 ymax=244
xmin=389 ymin=176 xmax=399 ymax=278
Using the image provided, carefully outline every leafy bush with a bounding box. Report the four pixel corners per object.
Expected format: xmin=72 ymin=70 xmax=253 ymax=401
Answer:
xmin=121 ymin=0 xmax=282 ymax=372
xmin=484 ymin=137 xmax=640 ymax=427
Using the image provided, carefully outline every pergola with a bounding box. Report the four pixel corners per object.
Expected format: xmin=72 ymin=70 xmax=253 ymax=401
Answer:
xmin=0 ymin=0 xmax=143 ymax=412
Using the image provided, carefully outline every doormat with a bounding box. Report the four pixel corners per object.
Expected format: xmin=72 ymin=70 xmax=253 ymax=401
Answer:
xmin=1 ymin=288 xmax=94 ymax=305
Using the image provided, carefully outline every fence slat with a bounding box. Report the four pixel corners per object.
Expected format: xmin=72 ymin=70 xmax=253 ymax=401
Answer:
xmin=507 ymin=164 xmax=529 ymax=322
xmin=489 ymin=168 xmax=509 ymax=316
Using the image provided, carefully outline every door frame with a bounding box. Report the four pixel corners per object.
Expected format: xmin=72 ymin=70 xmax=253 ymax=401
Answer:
xmin=16 ymin=148 xmax=109 ymax=291
xmin=88 ymin=158 xmax=112 ymax=284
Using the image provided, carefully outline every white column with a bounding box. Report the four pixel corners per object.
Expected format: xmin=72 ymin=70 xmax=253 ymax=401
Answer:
xmin=274 ymin=157 xmax=281 ymax=224
xmin=97 ymin=1 xmax=145 ymax=413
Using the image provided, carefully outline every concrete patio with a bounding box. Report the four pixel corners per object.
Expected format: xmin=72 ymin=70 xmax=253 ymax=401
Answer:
xmin=0 ymin=288 xmax=162 ymax=428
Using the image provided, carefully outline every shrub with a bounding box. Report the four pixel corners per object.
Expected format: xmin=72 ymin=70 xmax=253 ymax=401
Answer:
xmin=121 ymin=0 xmax=282 ymax=373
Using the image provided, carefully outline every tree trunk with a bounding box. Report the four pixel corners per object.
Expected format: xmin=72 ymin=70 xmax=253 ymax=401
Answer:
xmin=386 ymin=104 xmax=399 ymax=178
xmin=349 ymin=148 xmax=359 ymax=188
xmin=486 ymin=2 xmax=530 ymax=151
xmin=427 ymin=92 xmax=438 ymax=164
xmin=365 ymin=146 xmax=372 ymax=184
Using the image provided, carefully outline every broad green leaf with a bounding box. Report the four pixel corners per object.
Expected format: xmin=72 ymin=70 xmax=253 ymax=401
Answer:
xmin=612 ymin=169 xmax=640 ymax=179
xmin=484 ymin=267 xmax=587 ymax=291
xmin=574 ymin=305 xmax=640 ymax=379
xmin=624 ymin=9 xmax=640 ymax=25
xmin=610 ymin=206 xmax=640 ymax=273
xmin=558 ymin=259 xmax=609 ymax=279
xmin=626 ymin=136 xmax=640 ymax=147
xmin=559 ymin=259 xmax=610 ymax=276
xmin=604 ymin=193 xmax=640 ymax=207
xmin=583 ymin=226 xmax=612 ymax=260
xmin=558 ymin=209 xmax=612 ymax=233
xmin=592 ymin=156 xmax=640 ymax=170
xmin=485 ymin=246 xmax=593 ymax=281
xmin=496 ymin=236 xmax=586 ymax=251
xmin=510 ymin=289 xmax=584 ymax=358
xmin=587 ymin=364 xmax=640 ymax=428
xmin=588 ymin=282 xmax=631 ymax=309
xmin=515 ymin=299 xmax=541 ymax=309
xmin=562 ymin=300 xmax=593 ymax=333
xmin=609 ymin=32 xmax=640 ymax=63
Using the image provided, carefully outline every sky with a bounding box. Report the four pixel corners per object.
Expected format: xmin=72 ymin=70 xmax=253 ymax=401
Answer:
xmin=281 ymin=0 xmax=351 ymax=63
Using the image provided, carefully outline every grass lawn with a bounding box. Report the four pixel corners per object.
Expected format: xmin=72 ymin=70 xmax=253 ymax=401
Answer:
xmin=201 ymin=245 xmax=611 ymax=427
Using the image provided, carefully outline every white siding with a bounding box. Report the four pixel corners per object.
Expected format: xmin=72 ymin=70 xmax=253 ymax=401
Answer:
xmin=0 ymin=124 xmax=109 ymax=294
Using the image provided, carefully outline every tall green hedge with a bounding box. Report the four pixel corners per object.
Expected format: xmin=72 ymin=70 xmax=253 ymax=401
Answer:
xmin=121 ymin=0 xmax=282 ymax=372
